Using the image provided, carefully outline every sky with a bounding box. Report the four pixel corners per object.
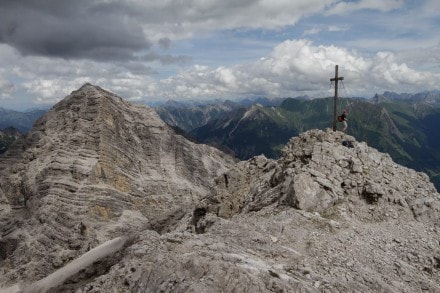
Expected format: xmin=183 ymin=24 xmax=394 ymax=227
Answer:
xmin=0 ymin=0 xmax=439 ymax=110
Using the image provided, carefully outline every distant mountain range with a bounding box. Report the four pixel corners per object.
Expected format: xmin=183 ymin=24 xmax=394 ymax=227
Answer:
xmin=154 ymin=97 xmax=285 ymax=132
xmin=2 ymin=91 xmax=440 ymax=189
xmin=0 ymin=107 xmax=46 ymax=132
xmin=155 ymin=91 xmax=440 ymax=190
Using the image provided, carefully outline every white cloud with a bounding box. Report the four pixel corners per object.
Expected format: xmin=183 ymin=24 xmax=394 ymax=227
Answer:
xmin=303 ymin=27 xmax=322 ymax=36
xmin=420 ymin=0 xmax=440 ymax=17
xmin=395 ymin=43 xmax=440 ymax=72
xmin=0 ymin=45 xmax=19 ymax=100
xmin=23 ymin=79 xmax=86 ymax=105
xmin=2 ymin=38 xmax=440 ymax=108
xmin=21 ymin=72 xmax=159 ymax=106
xmin=136 ymin=0 xmax=332 ymax=26
xmin=143 ymin=39 xmax=440 ymax=100
xmin=371 ymin=51 xmax=439 ymax=88
xmin=328 ymin=25 xmax=350 ymax=32
xmin=0 ymin=44 xmax=155 ymax=106
xmin=326 ymin=0 xmax=404 ymax=15
xmin=302 ymin=24 xmax=349 ymax=37
xmin=0 ymin=78 xmax=15 ymax=99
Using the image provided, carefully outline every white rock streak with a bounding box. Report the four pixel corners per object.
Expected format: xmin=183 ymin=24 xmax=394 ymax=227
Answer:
xmin=29 ymin=237 xmax=128 ymax=293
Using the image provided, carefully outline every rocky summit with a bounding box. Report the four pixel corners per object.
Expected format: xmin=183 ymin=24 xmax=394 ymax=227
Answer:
xmin=0 ymin=84 xmax=439 ymax=293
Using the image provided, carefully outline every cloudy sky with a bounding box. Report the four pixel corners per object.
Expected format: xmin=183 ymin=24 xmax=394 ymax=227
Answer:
xmin=1 ymin=0 xmax=439 ymax=110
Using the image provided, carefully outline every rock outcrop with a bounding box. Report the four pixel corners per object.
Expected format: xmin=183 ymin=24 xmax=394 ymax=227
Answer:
xmin=0 ymin=85 xmax=439 ymax=292
xmin=207 ymin=129 xmax=439 ymax=222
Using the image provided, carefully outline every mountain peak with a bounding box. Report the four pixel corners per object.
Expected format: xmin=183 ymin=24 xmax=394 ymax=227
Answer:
xmin=76 ymin=82 xmax=112 ymax=93
xmin=0 ymin=84 xmax=236 ymax=290
xmin=58 ymin=82 xmax=123 ymax=108
xmin=78 ymin=82 xmax=94 ymax=89
xmin=37 ymin=82 xmax=158 ymax=137
xmin=72 ymin=82 xmax=108 ymax=98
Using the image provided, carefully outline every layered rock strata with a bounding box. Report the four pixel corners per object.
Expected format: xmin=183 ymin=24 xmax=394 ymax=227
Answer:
xmin=0 ymin=84 xmax=235 ymax=287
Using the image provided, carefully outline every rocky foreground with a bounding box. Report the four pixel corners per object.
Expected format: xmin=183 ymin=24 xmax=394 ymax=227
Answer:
xmin=0 ymin=84 xmax=439 ymax=292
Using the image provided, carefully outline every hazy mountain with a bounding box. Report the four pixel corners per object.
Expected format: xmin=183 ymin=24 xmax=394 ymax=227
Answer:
xmin=237 ymin=96 xmax=287 ymax=107
xmin=190 ymin=104 xmax=298 ymax=159
xmin=154 ymin=96 xmax=289 ymax=132
xmin=1 ymin=84 xmax=439 ymax=293
xmin=0 ymin=107 xmax=46 ymax=133
xmin=190 ymin=97 xmax=347 ymax=160
xmin=381 ymin=90 xmax=440 ymax=105
xmin=155 ymin=100 xmax=242 ymax=132
xmin=0 ymin=127 xmax=24 ymax=154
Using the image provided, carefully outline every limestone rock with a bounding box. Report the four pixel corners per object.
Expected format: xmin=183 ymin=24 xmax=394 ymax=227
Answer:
xmin=291 ymin=172 xmax=335 ymax=212
xmin=0 ymin=83 xmax=235 ymax=287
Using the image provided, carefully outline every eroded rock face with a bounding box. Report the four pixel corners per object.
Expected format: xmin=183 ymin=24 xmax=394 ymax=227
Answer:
xmin=0 ymin=84 xmax=235 ymax=287
xmin=0 ymin=87 xmax=439 ymax=293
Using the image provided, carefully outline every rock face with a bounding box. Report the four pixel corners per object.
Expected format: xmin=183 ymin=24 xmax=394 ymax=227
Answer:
xmin=0 ymin=84 xmax=235 ymax=290
xmin=0 ymin=85 xmax=439 ymax=292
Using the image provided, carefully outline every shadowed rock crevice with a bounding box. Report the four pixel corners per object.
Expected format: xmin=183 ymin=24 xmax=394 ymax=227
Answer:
xmin=149 ymin=208 xmax=187 ymax=235
xmin=191 ymin=207 xmax=208 ymax=234
xmin=0 ymin=238 xmax=18 ymax=261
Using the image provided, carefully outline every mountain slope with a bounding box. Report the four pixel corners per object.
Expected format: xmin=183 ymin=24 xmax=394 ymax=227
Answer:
xmin=191 ymin=105 xmax=297 ymax=159
xmin=155 ymin=100 xmax=241 ymax=132
xmin=190 ymin=97 xmax=356 ymax=160
xmin=154 ymin=97 xmax=286 ymax=133
xmin=357 ymin=96 xmax=440 ymax=187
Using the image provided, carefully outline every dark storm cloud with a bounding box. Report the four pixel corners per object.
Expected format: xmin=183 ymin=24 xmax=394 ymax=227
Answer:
xmin=0 ymin=0 xmax=153 ymax=61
